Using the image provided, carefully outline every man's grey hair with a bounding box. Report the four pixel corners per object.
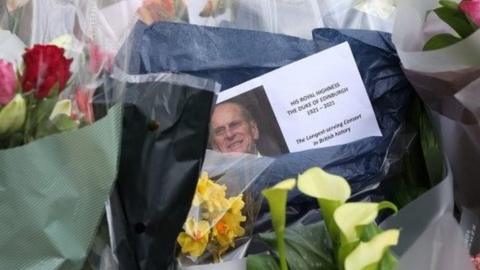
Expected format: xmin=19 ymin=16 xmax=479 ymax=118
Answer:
xmin=219 ymin=101 xmax=255 ymax=123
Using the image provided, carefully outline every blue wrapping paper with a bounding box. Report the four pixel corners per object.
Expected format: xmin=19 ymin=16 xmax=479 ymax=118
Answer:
xmin=123 ymin=22 xmax=412 ymax=197
xmin=116 ymin=22 xmax=414 ymax=269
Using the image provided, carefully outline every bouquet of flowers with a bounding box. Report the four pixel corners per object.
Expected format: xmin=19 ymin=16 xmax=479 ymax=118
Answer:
xmin=248 ymin=167 xmax=400 ymax=270
xmin=176 ymin=151 xmax=273 ymax=268
xmin=177 ymin=172 xmax=247 ymax=261
xmin=0 ymin=44 xmax=85 ymax=148
xmin=393 ymin=0 xmax=480 ymax=230
xmin=392 ymin=1 xmax=480 ymax=266
xmin=0 ymin=2 xmax=125 ymax=269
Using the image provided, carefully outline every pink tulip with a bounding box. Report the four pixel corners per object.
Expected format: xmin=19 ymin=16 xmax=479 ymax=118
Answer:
xmin=0 ymin=60 xmax=16 ymax=106
xmin=87 ymin=43 xmax=114 ymax=74
xmin=460 ymin=0 xmax=480 ymax=27
xmin=75 ymin=88 xmax=95 ymax=124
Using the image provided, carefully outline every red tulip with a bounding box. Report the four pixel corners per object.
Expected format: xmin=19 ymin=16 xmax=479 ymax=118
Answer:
xmin=21 ymin=45 xmax=73 ymax=99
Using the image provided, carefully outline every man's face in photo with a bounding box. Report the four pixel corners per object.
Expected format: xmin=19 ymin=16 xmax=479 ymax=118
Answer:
xmin=210 ymin=102 xmax=259 ymax=154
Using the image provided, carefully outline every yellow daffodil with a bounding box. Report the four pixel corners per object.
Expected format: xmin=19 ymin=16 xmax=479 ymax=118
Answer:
xmin=177 ymin=218 xmax=211 ymax=257
xmin=180 ymin=172 xmax=248 ymax=259
xmin=228 ymin=196 xmax=245 ymax=215
xmin=213 ymin=211 xmax=246 ymax=251
xmin=193 ymin=172 xmax=230 ymax=213
xmin=212 ymin=196 xmax=246 ymax=252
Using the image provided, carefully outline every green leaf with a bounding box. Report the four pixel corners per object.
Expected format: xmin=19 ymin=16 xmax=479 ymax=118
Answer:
xmin=344 ymin=230 xmax=400 ymax=270
xmin=247 ymin=253 xmax=281 ymax=270
xmin=297 ymin=167 xmax=351 ymax=244
xmin=259 ymin=222 xmax=337 ymax=270
xmin=423 ymin=33 xmax=462 ymax=51
xmin=357 ymin=223 xmax=382 ymax=242
xmin=434 ymin=7 xmax=476 ymax=38
xmin=378 ymin=251 xmax=398 ymax=270
xmin=52 ymin=114 xmax=79 ymax=132
xmin=439 ymin=0 xmax=459 ymax=10
xmin=415 ymin=100 xmax=444 ymax=186
xmin=262 ymin=179 xmax=296 ymax=270
xmin=33 ymin=98 xmax=57 ymax=129
xmin=35 ymin=114 xmax=79 ymax=139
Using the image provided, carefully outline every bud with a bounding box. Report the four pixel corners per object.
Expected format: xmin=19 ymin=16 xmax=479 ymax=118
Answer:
xmin=0 ymin=94 xmax=26 ymax=135
xmin=0 ymin=59 xmax=16 ymax=106
xmin=49 ymin=99 xmax=73 ymax=121
xmin=460 ymin=0 xmax=480 ymax=27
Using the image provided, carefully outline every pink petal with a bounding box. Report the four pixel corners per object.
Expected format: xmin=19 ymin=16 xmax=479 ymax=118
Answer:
xmin=460 ymin=0 xmax=480 ymax=27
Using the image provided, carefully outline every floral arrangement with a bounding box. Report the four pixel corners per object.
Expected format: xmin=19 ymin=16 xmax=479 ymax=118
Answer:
xmin=177 ymin=172 xmax=246 ymax=262
xmin=0 ymin=40 xmax=113 ymax=149
xmin=424 ymin=0 xmax=480 ymax=50
xmin=136 ymin=0 xmax=232 ymax=25
xmin=137 ymin=0 xmax=187 ymax=25
xmin=251 ymin=167 xmax=400 ymax=270
xmin=199 ymin=0 xmax=232 ymax=18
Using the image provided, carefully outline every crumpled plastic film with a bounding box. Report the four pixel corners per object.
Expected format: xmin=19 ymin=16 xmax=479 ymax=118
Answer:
xmin=119 ymin=20 xmax=414 ymax=225
xmin=0 ymin=105 xmax=122 ymax=270
xmin=107 ymin=73 xmax=217 ymax=270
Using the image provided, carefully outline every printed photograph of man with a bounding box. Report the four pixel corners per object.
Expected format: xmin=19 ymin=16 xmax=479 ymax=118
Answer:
xmin=210 ymin=101 xmax=260 ymax=155
xmin=208 ymin=86 xmax=289 ymax=156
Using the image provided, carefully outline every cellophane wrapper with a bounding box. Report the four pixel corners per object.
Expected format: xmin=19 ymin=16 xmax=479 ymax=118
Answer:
xmin=0 ymin=0 xmax=132 ymax=269
xmin=177 ymin=150 xmax=274 ymax=268
xmin=393 ymin=0 xmax=480 ymax=217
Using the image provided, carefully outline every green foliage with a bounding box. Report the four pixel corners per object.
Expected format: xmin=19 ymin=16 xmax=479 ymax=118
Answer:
xmin=262 ymin=179 xmax=296 ymax=270
xmin=257 ymin=222 xmax=336 ymax=270
xmin=423 ymin=1 xmax=478 ymax=51
xmin=250 ymin=168 xmax=400 ymax=270
xmin=424 ymin=33 xmax=462 ymax=51
xmin=434 ymin=7 xmax=476 ymax=38
xmin=247 ymin=254 xmax=281 ymax=270
xmin=439 ymin=0 xmax=459 ymax=11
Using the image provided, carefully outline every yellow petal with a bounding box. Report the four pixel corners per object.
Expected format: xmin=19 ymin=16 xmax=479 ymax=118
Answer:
xmin=334 ymin=202 xmax=397 ymax=243
xmin=228 ymin=196 xmax=245 ymax=214
xmin=184 ymin=218 xmax=210 ymax=239
xmin=177 ymin=232 xmax=209 ymax=257
xmin=345 ymin=230 xmax=400 ymax=270
xmin=49 ymin=35 xmax=73 ymax=50
xmin=49 ymin=99 xmax=72 ymax=121
xmin=0 ymin=94 xmax=26 ymax=135
xmin=272 ymin=178 xmax=296 ymax=190
xmin=297 ymin=167 xmax=350 ymax=202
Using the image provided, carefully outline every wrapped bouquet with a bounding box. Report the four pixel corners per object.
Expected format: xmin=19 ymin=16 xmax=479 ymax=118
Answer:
xmin=177 ymin=151 xmax=273 ymax=268
xmin=393 ymin=0 xmax=480 ymax=223
xmin=0 ymin=2 xmax=125 ymax=269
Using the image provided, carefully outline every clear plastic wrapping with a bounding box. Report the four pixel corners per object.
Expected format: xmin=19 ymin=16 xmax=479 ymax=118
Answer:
xmin=178 ymin=151 xmax=274 ymax=267
xmin=106 ymin=72 xmax=217 ymax=270
xmin=393 ymin=0 xmax=480 ymax=216
xmin=381 ymin=164 xmax=475 ymax=270
xmin=0 ymin=1 xmax=130 ymax=269
xmin=132 ymin=0 xmax=397 ymax=39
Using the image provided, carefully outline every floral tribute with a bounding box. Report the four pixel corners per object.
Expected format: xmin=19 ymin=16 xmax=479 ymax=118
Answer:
xmin=0 ymin=41 xmax=110 ymax=149
xmin=424 ymin=0 xmax=480 ymax=50
xmin=257 ymin=167 xmax=400 ymax=270
xmin=177 ymin=172 xmax=246 ymax=261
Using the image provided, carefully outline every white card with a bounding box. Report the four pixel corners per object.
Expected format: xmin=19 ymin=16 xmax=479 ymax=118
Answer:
xmin=210 ymin=42 xmax=382 ymax=156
